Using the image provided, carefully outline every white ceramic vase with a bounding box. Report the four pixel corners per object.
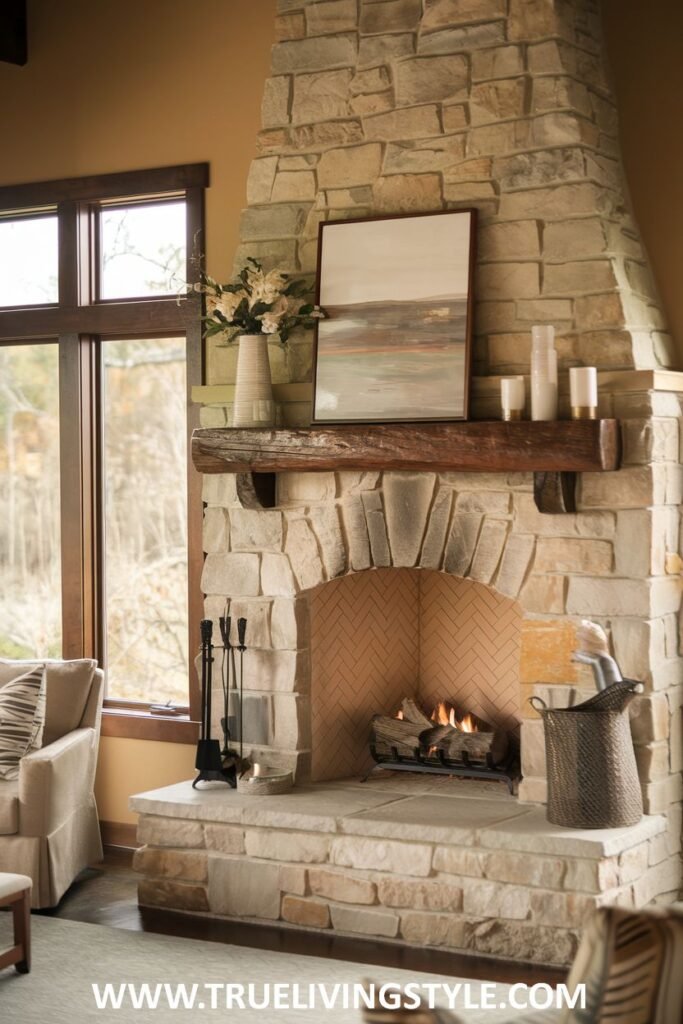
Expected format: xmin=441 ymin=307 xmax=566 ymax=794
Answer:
xmin=232 ymin=333 xmax=276 ymax=428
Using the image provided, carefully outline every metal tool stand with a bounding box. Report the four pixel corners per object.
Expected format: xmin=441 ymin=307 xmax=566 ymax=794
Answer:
xmin=193 ymin=618 xmax=236 ymax=789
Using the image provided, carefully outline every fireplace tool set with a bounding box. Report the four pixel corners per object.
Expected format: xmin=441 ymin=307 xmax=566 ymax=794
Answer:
xmin=193 ymin=612 xmax=249 ymax=789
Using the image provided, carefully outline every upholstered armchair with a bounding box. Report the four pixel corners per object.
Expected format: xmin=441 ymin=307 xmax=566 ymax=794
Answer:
xmin=0 ymin=660 xmax=104 ymax=908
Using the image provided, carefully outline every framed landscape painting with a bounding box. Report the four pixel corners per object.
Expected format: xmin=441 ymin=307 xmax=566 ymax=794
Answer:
xmin=312 ymin=209 xmax=476 ymax=424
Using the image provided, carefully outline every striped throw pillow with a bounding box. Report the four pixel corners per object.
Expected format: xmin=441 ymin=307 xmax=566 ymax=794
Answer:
xmin=0 ymin=665 xmax=46 ymax=780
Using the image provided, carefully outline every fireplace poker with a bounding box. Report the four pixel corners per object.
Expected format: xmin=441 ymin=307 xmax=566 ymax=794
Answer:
xmin=219 ymin=605 xmax=231 ymax=755
xmin=237 ymin=617 xmax=247 ymax=763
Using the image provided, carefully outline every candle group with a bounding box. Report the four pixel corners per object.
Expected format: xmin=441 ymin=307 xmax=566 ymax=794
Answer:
xmin=498 ymin=326 xmax=599 ymax=422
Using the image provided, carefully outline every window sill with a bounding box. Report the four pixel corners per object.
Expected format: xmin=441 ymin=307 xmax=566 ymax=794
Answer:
xmin=101 ymin=707 xmax=199 ymax=744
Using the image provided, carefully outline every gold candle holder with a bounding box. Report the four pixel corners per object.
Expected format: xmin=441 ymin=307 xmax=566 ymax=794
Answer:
xmin=571 ymin=405 xmax=597 ymax=420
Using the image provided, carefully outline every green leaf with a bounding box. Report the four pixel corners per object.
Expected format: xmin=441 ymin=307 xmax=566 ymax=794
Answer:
xmin=250 ymin=301 xmax=272 ymax=317
xmin=284 ymin=279 xmax=308 ymax=297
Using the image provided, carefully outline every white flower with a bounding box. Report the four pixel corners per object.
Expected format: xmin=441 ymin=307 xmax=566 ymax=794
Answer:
xmin=260 ymin=313 xmax=281 ymax=334
xmin=219 ymin=293 xmax=240 ymax=319
xmin=246 ymin=266 xmax=286 ymax=305
xmin=247 ymin=267 xmax=288 ymax=308
xmin=208 ymin=290 xmax=244 ymax=322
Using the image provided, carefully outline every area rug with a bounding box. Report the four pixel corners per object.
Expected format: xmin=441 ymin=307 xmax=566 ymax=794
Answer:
xmin=0 ymin=915 xmax=560 ymax=1023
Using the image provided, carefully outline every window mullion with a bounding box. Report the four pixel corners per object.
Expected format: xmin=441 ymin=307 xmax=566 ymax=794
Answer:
xmin=58 ymin=200 xmax=94 ymax=308
xmin=57 ymin=202 xmax=78 ymax=308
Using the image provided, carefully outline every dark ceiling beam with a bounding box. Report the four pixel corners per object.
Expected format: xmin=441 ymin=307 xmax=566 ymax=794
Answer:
xmin=0 ymin=0 xmax=27 ymax=66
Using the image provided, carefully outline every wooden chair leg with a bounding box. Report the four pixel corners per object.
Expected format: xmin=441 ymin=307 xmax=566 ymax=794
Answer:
xmin=12 ymin=888 xmax=31 ymax=974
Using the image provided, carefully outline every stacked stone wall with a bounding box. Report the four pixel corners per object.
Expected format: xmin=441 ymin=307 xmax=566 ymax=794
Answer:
xmin=208 ymin=0 xmax=671 ymax=386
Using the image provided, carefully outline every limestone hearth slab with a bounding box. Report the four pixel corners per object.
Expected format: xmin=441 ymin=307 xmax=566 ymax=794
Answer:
xmin=340 ymin=794 xmax=527 ymax=844
xmin=130 ymin=781 xmax=404 ymax=833
xmin=342 ymin=774 xmax=516 ymax=800
xmin=479 ymin=806 xmax=666 ymax=858
xmin=131 ymin=780 xmax=664 ymax=860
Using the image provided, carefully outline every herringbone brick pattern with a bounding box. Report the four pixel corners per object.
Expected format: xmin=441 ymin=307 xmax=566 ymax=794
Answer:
xmin=419 ymin=573 xmax=522 ymax=734
xmin=310 ymin=569 xmax=522 ymax=780
xmin=310 ymin=569 xmax=419 ymax=781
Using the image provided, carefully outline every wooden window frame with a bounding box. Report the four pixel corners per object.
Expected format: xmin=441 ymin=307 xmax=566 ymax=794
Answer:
xmin=0 ymin=164 xmax=208 ymax=742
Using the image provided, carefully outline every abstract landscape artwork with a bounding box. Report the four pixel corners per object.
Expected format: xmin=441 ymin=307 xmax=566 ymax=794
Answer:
xmin=312 ymin=209 xmax=475 ymax=423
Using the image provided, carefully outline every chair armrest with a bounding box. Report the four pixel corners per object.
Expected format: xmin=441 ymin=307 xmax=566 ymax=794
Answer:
xmin=18 ymin=728 xmax=98 ymax=837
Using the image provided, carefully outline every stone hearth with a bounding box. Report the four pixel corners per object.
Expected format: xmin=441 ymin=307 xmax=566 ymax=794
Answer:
xmin=132 ymin=778 xmax=667 ymax=966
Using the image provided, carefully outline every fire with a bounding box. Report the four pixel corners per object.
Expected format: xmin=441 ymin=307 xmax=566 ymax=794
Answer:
xmin=430 ymin=701 xmax=478 ymax=733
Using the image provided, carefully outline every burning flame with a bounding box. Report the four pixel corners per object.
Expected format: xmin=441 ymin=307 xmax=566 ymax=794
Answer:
xmin=430 ymin=701 xmax=478 ymax=733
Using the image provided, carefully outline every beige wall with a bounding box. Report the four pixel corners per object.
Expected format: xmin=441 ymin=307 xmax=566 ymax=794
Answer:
xmin=0 ymin=0 xmax=275 ymax=825
xmin=0 ymin=0 xmax=680 ymax=824
xmin=0 ymin=0 xmax=276 ymax=276
xmin=95 ymin=737 xmax=196 ymax=825
xmin=602 ymin=0 xmax=683 ymax=363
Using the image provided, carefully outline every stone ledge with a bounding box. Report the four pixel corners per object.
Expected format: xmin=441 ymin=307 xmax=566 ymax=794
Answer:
xmin=130 ymin=780 xmax=665 ymax=858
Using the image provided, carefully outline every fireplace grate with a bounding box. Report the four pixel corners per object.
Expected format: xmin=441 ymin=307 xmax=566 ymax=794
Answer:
xmin=362 ymin=743 xmax=519 ymax=794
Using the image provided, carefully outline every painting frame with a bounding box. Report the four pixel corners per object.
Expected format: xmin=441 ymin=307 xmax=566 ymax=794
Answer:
xmin=311 ymin=208 xmax=477 ymax=425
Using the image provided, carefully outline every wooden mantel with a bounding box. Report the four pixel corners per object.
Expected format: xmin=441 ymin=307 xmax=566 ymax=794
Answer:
xmin=191 ymin=420 xmax=620 ymax=513
xmin=192 ymin=420 xmax=620 ymax=475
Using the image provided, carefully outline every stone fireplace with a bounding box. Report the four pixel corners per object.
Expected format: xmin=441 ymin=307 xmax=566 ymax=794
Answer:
xmin=197 ymin=453 xmax=682 ymax=814
xmin=131 ymin=0 xmax=683 ymax=966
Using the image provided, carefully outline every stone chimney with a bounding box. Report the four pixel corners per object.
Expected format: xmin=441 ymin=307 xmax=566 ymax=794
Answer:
xmin=208 ymin=0 xmax=673 ymax=390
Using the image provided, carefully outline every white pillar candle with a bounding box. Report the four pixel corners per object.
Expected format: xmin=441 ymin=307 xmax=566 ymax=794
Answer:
xmin=569 ymin=366 xmax=598 ymax=418
xmin=500 ymin=376 xmax=525 ymax=421
xmin=530 ymin=325 xmax=558 ymax=421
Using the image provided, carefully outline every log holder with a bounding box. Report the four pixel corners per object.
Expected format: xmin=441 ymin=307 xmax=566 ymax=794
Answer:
xmin=361 ymin=744 xmax=519 ymax=794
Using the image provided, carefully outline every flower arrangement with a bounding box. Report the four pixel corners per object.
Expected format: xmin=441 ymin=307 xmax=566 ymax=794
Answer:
xmin=195 ymin=258 xmax=322 ymax=344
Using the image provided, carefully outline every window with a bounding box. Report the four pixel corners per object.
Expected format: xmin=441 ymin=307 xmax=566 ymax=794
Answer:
xmin=0 ymin=343 xmax=61 ymax=657
xmin=0 ymin=214 xmax=58 ymax=306
xmin=99 ymin=201 xmax=186 ymax=300
xmin=0 ymin=165 xmax=207 ymax=737
xmin=103 ymin=337 xmax=188 ymax=703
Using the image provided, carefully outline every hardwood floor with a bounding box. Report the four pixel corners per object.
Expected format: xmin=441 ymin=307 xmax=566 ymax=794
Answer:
xmin=44 ymin=848 xmax=568 ymax=988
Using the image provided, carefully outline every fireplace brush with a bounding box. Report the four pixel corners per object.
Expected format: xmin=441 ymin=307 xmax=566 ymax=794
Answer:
xmin=192 ymin=618 xmax=236 ymax=789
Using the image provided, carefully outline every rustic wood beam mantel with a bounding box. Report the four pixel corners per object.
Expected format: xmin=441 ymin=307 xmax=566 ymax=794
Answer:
xmin=192 ymin=420 xmax=621 ymax=514
xmin=192 ymin=420 xmax=620 ymax=476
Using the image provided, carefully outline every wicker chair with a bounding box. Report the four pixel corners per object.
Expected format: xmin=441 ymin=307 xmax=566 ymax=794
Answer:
xmin=560 ymin=904 xmax=683 ymax=1023
xmin=361 ymin=905 xmax=683 ymax=1024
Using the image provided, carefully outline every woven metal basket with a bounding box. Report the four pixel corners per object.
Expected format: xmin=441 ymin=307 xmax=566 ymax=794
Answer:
xmin=529 ymin=680 xmax=644 ymax=829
